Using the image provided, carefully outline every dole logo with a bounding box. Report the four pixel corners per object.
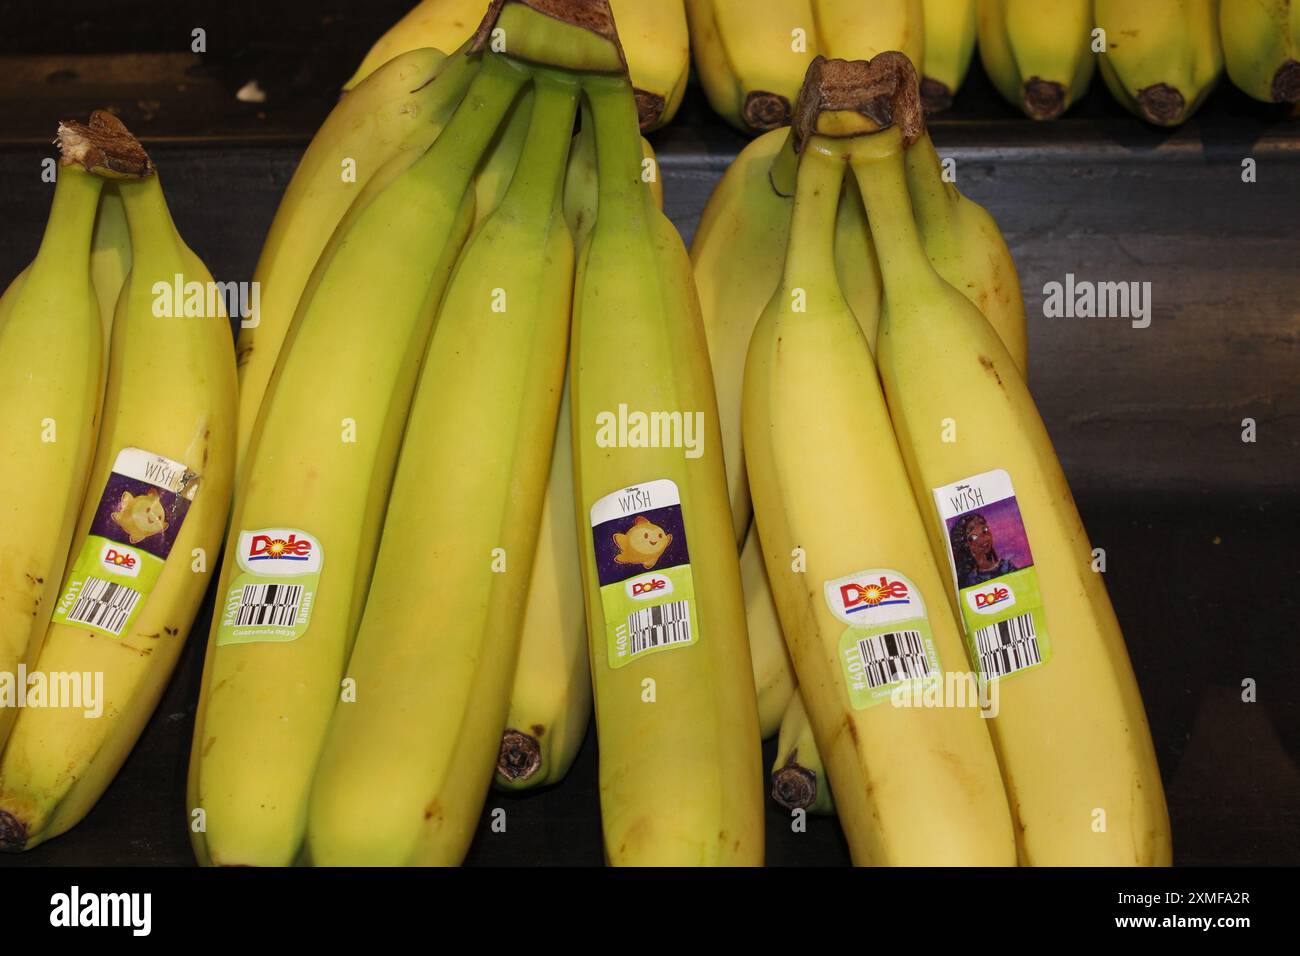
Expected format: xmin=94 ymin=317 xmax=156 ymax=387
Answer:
xmin=248 ymin=534 xmax=312 ymax=561
xmin=967 ymin=582 xmax=1015 ymax=615
xmin=626 ymin=572 xmax=673 ymax=601
xmin=100 ymin=543 xmax=142 ymax=578
xmin=840 ymin=576 xmax=910 ymax=614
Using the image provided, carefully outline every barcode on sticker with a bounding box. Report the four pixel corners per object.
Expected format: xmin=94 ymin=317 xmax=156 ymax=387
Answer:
xmin=974 ymin=612 xmax=1042 ymax=680
xmin=234 ymin=583 xmax=304 ymax=628
xmin=855 ymin=629 xmax=931 ymax=689
xmin=627 ymin=600 xmax=691 ymax=655
xmin=66 ymin=577 xmax=141 ymax=635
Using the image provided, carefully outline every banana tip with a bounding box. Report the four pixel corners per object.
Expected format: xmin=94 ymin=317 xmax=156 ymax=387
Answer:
xmin=771 ymin=765 xmax=818 ymax=811
xmin=1273 ymin=60 xmax=1300 ymax=104
xmin=497 ymin=729 xmax=542 ymax=782
xmin=743 ymin=91 xmax=792 ymax=131
xmin=0 ymin=810 xmax=28 ymax=852
xmin=1023 ymin=78 xmax=1067 ymax=121
xmin=1137 ymin=83 xmax=1186 ymax=126
xmin=920 ymin=77 xmax=953 ymax=114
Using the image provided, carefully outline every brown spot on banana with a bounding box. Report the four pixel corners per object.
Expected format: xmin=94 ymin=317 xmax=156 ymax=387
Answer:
xmin=978 ymin=355 xmax=1003 ymax=387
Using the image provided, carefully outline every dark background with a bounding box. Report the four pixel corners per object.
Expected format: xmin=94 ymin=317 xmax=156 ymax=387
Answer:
xmin=0 ymin=0 xmax=1297 ymax=866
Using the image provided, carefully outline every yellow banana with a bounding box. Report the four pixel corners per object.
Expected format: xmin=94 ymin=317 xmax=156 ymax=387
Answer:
xmin=1096 ymin=0 xmax=1224 ymax=126
xmin=742 ymin=59 xmax=1016 ymax=864
xmin=1220 ymin=0 xmax=1300 ymax=103
xmin=347 ymin=0 xmax=690 ymax=130
xmin=307 ymin=66 xmax=576 ymax=866
xmin=851 ymin=60 xmax=1170 ymax=865
xmin=492 ymin=105 xmax=670 ymax=794
xmin=741 ymin=521 xmax=795 ymax=739
xmin=904 ymin=130 xmax=1028 ymax=375
xmin=189 ymin=53 xmax=530 ymax=867
xmin=702 ymin=0 xmax=821 ymax=131
xmin=572 ymin=57 xmax=764 ymax=865
xmin=812 ymin=0 xmax=925 ymax=66
xmin=0 ymin=115 xmax=236 ymax=850
xmin=0 ymin=141 xmax=105 ymax=754
xmin=495 ymin=383 xmax=592 ymax=790
xmin=978 ymin=0 xmax=1097 ymax=119
xmin=771 ymin=692 xmax=833 ymax=815
xmin=234 ymin=46 xmax=476 ymax=478
xmin=921 ymin=0 xmax=979 ymax=110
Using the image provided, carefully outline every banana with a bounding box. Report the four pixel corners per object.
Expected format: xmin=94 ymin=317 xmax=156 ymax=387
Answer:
xmin=771 ymin=692 xmax=833 ymax=815
xmin=0 ymin=140 xmax=105 ymax=754
xmin=700 ymin=0 xmax=822 ymax=131
xmin=495 ymin=382 xmax=592 ymax=790
xmin=491 ymin=89 xmax=672 ymax=796
xmin=742 ymin=57 xmax=1016 ymax=865
xmin=1220 ymin=0 xmax=1300 ymax=102
xmin=347 ymin=0 xmax=690 ymax=130
xmin=850 ymin=60 xmax=1171 ymax=865
xmin=904 ymin=130 xmax=1028 ymax=375
xmin=978 ymin=0 xmax=1097 ymax=119
xmin=188 ymin=53 xmax=530 ymax=867
xmin=741 ymin=521 xmax=795 ymax=739
xmin=492 ymin=103 xmax=670 ymax=794
xmin=234 ymin=46 xmax=477 ymax=478
xmin=572 ymin=59 xmax=764 ymax=865
xmin=812 ymin=0 xmax=925 ymax=68
xmin=1096 ymin=0 xmax=1224 ymax=126
xmin=307 ymin=65 xmax=575 ymax=866
xmin=90 ymin=184 xmax=130 ymax=355
xmin=0 ymin=114 xmax=236 ymax=850
xmin=691 ymin=128 xmax=796 ymax=534
xmin=920 ymin=0 xmax=979 ymax=111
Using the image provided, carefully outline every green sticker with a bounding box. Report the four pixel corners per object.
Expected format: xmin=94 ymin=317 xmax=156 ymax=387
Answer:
xmin=933 ymin=469 xmax=1052 ymax=685
xmin=589 ymin=479 xmax=699 ymax=668
xmin=825 ymin=568 xmax=942 ymax=709
xmin=215 ymin=528 xmax=323 ymax=646
xmin=52 ymin=447 xmax=199 ymax=638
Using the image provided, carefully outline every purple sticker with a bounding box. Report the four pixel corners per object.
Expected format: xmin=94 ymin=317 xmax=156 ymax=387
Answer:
xmin=944 ymin=495 xmax=1034 ymax=591
xmin=592 ymin=503 xmax=691 ymax=587
xmin=88 ymin=471 xmax=193 ymax=560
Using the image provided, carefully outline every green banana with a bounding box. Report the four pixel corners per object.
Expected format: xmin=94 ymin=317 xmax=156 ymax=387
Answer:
xmin=189 ymin=52 xmax=530 ymax=867
xmin=233 ymin=45 xmax=477 ymax=477
xmin=306 ymin=66 xmax=576 ymax=866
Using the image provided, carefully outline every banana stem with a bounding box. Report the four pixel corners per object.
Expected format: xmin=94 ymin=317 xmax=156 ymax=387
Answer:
xmin=30 ymin=166 xmax=103 ymax=282
xmin=118 ymin=174 xmax=182 ymax=259
xmin=781 ymin=145 xmax=848 ymax=306
xmin=904 ymin=131 xmax=956 ymax=238
xmin=585 ymin=74 xmax=649 ymax=229
xmin=498 ymin=70 xmax=580 ymax=222
xmin=848 ymin=129 xmax=942 ymax=305
xmin=410 ymin=53 xmax=531 ymax=186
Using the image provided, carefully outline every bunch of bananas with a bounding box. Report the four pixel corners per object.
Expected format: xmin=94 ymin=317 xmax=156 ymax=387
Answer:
xmin=695 ymin=51 xmax=1172 ymax=864
xmin=190 ymin=0 xmax=760 ymax=867
xmin=0 ymin=113 xmax=237 ymax=851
